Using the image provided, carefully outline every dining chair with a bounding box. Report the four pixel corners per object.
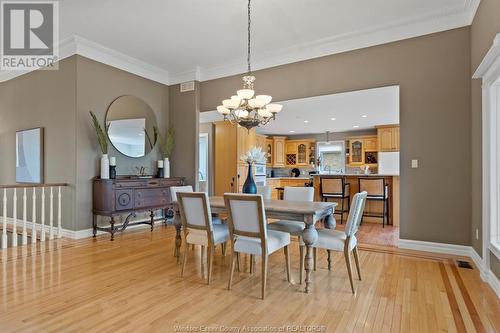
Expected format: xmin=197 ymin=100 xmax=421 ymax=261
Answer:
xmin=177 ymin=192 xmax=230 ymax=284
xmin=171 ymin=185 xmax=223 ymax=226
xmin=307 ymin=191 xmax=367 ymax=293
xmin=224 ymin=193 xmax=291 ymax=299
xmin=256 ymin=185 xmax=272 ymax=200
xmin=267 ymin=186 xmax=314 ymax=283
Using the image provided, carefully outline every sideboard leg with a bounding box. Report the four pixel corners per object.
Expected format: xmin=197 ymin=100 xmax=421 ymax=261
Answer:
xmin=92 ymin=215 xmax=97 ymax=238
xmin=150 ymin=210 xmax=154 ymax=232
xmin=110 ymin=215 xmax=115 ymax=241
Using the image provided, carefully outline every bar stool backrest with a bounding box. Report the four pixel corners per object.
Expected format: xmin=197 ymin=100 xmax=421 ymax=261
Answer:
xmin=321 ymin=177 xmax=344 ymax=195
xmin=358 ymin=178 xmax=386 ymax=197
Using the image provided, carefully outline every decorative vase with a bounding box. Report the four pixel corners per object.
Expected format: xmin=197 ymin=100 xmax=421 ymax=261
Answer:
xmin=100 ymin=154 xmax=110 ymax=179
xmin=242 ymin=162 xmax=257 ymax=194
xmin=163 ymin=157 xmax=170 ymax=178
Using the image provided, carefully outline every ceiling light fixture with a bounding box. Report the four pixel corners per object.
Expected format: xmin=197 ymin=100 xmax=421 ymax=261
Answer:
xmin=216 ymin=0 xmax=282 ymax=130
xmin=361 ymin=115 xmax=367 ymax=118
xmin=353 ymin=125 xmax=359 ymax=128
xmin=304 ymin=120 xmax=309 ymax=123
xmin=330 ymin=117 xmax=336 ymax=121
xmin=289 ymin=130 xmax=295 ymax=133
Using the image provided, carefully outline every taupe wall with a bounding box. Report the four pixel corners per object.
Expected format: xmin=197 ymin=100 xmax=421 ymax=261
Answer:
xmin=471 ymin=0 xmax=500 ymax=277
xmin=169 ymin=82 xmax=200 ymax=188
xmin=201 ymin=27 xmax=472 ymax=246
xmin=0 ymin=57 xmax=77 ymax=229
xmin=75 ymin=55 xmax=169 ymax=231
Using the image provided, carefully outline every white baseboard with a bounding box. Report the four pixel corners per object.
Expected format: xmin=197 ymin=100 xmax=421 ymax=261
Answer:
xmin=3 ymin=217 xmax=170 ymax=240
xmin=399 ymin=239 xmax=499 ymax=298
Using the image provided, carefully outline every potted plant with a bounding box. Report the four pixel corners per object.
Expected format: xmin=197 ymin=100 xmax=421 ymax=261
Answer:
xmin=156 ymin=126 xmax=175 ymax=178
xmin=240 ymin=146 xmax=267 ymax=194
xmin=89 ymin=111 xmax=110 ymax=179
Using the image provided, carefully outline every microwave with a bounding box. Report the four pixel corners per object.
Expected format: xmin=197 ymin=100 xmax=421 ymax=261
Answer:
xmin=253 ymin=163 xmax=266 ymax=176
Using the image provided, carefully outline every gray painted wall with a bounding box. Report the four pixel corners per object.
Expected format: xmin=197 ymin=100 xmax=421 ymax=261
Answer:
xmin=201 ymin=27 xmax=472 ymax=246
xmin=470 ymin=0 xmax=500 ymax=278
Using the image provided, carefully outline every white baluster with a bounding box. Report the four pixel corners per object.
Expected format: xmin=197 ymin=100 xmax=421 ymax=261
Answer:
xmin=49 ymin=187 xmax=54 ymax=240
xmin=12 ymin=188 xmax=17 ymax=247
xmin=57 ymin=186 xmax=62 ymax=239
xmin=31 ymin=188 xmax=37 ymax=244
xmin=40 ymin=187 xmax=45 ymax=242
xmin=1 ymin=189 xmax=7 ymax=249
xmin=22 ymin=188 xmax=27 ymax=245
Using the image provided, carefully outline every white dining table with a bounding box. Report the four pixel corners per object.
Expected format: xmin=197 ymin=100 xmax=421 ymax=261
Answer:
xmin=173 ymin=197 xmax=337 ymax=293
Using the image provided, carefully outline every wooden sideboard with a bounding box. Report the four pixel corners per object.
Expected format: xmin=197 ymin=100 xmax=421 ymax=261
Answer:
xmin=92 ymin=177 xmax=184 ymax=240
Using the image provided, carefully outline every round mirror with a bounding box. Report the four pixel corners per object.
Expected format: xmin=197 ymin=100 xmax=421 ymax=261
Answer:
xmin=105 ymin=96 xmax=157 ymax=158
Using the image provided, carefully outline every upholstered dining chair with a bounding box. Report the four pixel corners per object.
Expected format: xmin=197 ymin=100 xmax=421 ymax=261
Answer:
xmin=224 ymin=193 xmax=291 ymax=299
xmin=256 ymin=185 xmax=272 ymax=200
xmin=308 ymin=191 xmax=367 ymax=294
xmin=267 ymin=186 xmax=314 ymax=283
xmin=177 ymin=192 xmax=230 ymax=284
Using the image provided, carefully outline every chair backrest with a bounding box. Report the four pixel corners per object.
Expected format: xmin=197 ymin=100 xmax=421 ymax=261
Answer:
xmin=170 ymin=185 xmax=193 ymax=202
xmin=358 ymin=178 xmax=386 ymax=197
xmin=283 ymin=186 xmax=314 ymax=202
xmin=321 ymin=177 xmax=344 ymax=195
xmin=256 ymin=185 xmax=272 ymax=200
xmin=224 ymin=193 xmax=267 ymax=241
xmin=177 ymin=192 xmax=213 ymax=235
xmin=344 ymin=191 xmax=368 ymax=237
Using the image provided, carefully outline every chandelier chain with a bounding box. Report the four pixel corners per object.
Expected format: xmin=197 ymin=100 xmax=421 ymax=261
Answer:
xmin=247 ymin=0 xmax=251 ymax=74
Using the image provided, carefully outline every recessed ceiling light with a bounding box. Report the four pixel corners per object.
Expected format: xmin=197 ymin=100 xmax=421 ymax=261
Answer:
xmin=353 ymin=125 xmax=359 ymax=128
xmin=304 ymin=120 xmax=309 ymax=123
xmin=361 ymin=115 xmax=367 ymax=118
xmin=289 ymin=130 xmax=295 ymax=133
xmin=330 ymin=117 xmax=336 ymax=121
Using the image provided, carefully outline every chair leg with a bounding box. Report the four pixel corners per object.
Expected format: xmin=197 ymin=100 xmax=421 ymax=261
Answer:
xmin=386 ymin=198 xmax=390 ymax=226
xmin=284 ymin=246 xmax=291 ymax=283
xmin=250 ymin=254 xmax=255 ymax=274
xmin=228 ymin=249 xmax=236 ymax=290
xmin=181 ymin=242 xmax=189 ymax=277
xmin=221 ymin=242 xmax=227 ymax=256
xmin=353 ymin=247 xmax=361 ymax=280
xmin=299 ymin=245 xmax=304 ymax=285
xmin=382 ymin=198 xmax=386 ymax=228
xmin=327 ymin=250 xmax=332 ymax=271
xmin=261 ymin=255 xmax=268 ymax=300
xmin=313 ymin=247 xmax=317 ymax=271
xmin=344 ymin=248 xmax=355 ymax=294
xmin=200 ymin=245 xmax=205 ymax=274
xmin=236 ymin=252 xmax=240 ymax=272
xmin=191 ymin=244 xmax=195 ymax=250
xmin=340 ymin=197 xmax=344 ymax=224
xmin=207 ymin=245 xmax=214 ymax=285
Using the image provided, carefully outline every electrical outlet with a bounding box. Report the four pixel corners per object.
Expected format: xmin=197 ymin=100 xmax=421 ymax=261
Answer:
xmin=476 ymin=228 xmax=479 ymax=240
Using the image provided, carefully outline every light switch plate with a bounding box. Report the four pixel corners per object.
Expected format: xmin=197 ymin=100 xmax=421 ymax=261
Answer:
xmin=411 ymin=159 xmax=418 ymax=168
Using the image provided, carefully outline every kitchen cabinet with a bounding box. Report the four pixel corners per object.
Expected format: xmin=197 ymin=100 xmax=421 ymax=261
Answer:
xmin=377 ymin=125 xmax=400 ymax=152
xmin=265 ymin=139 xmax=273 ymax=167
xmin=284 ymin=139 xmax=315 ymax=167
xmin=349 ymin=139 xmax=364 ymax=165
xmin=256 ymin=134 xmax=267 ymax=150
xmin=214 ymin=122 xmax=257 ymax=195
xmin=272 ymin=137 xmax=286 ymax=168
xmin=364 ymin=136 xmax=378 ymax=151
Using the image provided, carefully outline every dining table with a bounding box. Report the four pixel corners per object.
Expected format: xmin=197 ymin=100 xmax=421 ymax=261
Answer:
xmin=173 ymin=196 xmax=337 ymax=293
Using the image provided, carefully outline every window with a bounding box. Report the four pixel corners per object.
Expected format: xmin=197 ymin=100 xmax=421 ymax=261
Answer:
xmin=317 ymin=141 xmax=345 ymax=174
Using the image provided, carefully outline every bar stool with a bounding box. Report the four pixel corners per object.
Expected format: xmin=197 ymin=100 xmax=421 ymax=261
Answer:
xmin=358 ymin=178 xmax=389 ymax=227
xmin=320 ymin=177 xmax=350 ymax=224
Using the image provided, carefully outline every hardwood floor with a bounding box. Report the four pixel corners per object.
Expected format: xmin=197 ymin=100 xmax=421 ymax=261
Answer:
xmin=336 ymin=221 xmax=400 ymax=247
xmin=0 ymin=225 xmax=499 ymax=332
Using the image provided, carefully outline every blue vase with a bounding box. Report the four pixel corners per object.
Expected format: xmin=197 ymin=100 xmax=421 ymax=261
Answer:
xmin=242 ymin=162 xmax=257 ymax=194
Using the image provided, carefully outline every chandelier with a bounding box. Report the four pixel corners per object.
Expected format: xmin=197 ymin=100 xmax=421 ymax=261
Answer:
xmin=216 ymin=0 xmax=283 ymax=130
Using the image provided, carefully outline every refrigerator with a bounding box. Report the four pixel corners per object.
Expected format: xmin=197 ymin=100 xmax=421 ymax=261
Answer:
xmin=378 ymin=152 xmax=400 ymax=175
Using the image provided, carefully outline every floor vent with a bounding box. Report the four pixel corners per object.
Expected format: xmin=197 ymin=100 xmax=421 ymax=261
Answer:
xmin=457 ymin=260 xmax=473 ymax=269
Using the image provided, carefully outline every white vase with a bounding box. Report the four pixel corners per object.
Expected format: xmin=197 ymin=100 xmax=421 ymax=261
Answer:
xmin=100 ymin=154 xmax=110 ymax=179
xmin=163 ymin=157 xmax=170 ymax=178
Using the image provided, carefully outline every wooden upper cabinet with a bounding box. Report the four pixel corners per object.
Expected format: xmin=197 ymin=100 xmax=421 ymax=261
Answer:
xmin=256 ymin=134 xmax=267 ymax=150
xmin=272 ymin=137 xmax=286 ymax=168
xmin=349 ymin=139 xmax=364 ymax=165
xmin=364 ymin=136 xmax=378 ymax=151
xmin=377 ymin=125 xmax=400 ymax=152
xmin=265 ymin=138 xmax=273 ymax=166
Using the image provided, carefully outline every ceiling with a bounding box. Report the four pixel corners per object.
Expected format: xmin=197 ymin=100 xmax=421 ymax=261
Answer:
xmin=200 ymin=85 xmax=400 ymax=135
xmin=0 ymin=0 xmax=479 ymax=83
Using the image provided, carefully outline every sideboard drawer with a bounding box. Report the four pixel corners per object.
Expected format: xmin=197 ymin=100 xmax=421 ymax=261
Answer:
xmin=134 ymin=188 xmax=168 ymax=208
xmin=115 ymin=190 xmax=134 ymax=211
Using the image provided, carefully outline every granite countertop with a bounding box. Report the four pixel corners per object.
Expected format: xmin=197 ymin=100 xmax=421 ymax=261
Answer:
xmin=266 ymin=177 xmax=310 ymax=180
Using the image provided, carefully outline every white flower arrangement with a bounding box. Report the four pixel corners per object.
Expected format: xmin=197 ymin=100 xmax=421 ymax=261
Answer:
xmin=240 ymin=146 xmax=267 ymax=164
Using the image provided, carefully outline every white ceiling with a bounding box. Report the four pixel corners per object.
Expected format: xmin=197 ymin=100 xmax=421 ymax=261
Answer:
xmin=0 ymin=0 xmax=479 ymax=83
xmin=200 ymin=85 xmax=400 ymax=135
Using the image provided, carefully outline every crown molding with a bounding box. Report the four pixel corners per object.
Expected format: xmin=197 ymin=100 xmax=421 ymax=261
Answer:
xmin=169 ymin=0 xmax=480 ymax=84
xmin=0 ymin=35 xmax=170 ymax=84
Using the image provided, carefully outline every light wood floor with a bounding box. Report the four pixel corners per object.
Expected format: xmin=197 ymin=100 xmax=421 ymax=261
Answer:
xmin=336 ymin=221 xmax=399 ymax=247
xmin=0 ymin=225 xmax=499 ymax=333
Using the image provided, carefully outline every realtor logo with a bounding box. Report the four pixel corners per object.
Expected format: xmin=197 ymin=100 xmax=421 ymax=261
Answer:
xmin=1 ymin=1 xmax=59 ymax=70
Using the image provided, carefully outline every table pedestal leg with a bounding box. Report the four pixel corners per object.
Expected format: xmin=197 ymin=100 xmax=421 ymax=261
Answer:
xmin=324 ymin=212 xmax=336 ymax=229
xmin=174 ymin=213 xmax=182 ymax=263
xmin=302 ymin=219 xmax=318 ymax=293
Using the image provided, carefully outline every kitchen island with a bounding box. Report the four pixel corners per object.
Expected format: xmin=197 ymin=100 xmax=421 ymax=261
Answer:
xmin=266 ymin=177 xmax=310 ymax=199
xmin=313 ymin=174 xmax=400 ymax=226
